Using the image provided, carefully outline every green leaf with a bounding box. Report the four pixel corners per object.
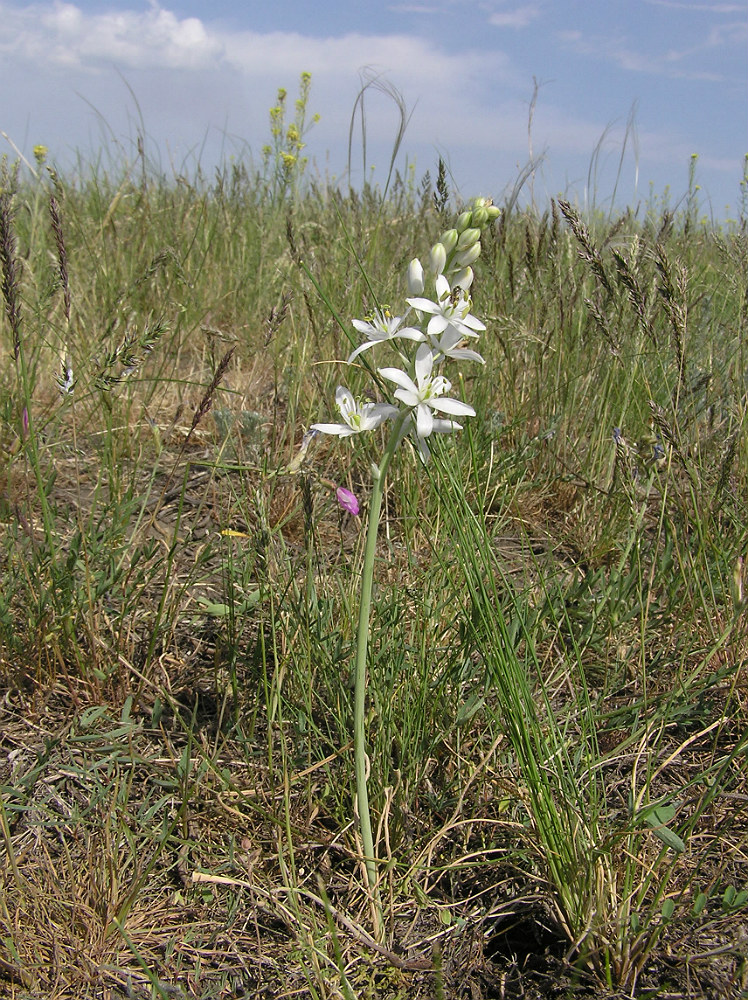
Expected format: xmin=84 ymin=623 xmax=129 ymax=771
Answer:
xmin=692 ymin=891 xmax=708 ymax=916
xmin=642 ymin=803 xmax=686 ymax=853
xmin=456 ymin=691 xmax=484 ymax=725
xmin=78 ymin=706 xmax=109 ymax=728
xmin=195 ymin=590 xmax=262 ymax=617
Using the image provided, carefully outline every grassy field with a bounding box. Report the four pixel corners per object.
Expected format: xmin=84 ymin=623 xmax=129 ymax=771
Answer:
xmin=1 ymin=126 xmax=748 ymax=1000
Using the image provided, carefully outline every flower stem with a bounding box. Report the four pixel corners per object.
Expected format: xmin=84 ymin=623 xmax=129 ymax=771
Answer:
xmin=353 ymin=418 xmax=405 ymax=928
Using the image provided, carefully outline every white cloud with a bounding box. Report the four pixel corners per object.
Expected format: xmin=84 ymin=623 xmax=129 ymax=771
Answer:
xmin=0 ymin=1 xmax=224 ymax=70
xmin=388 ymin=2 xmax=442 ymax=12
xmin=556 ymin=26 xmax=733 ymax=82
xmin=0 ymin=2 xmax=511 ymax=92
xmin=488 ymin=5 xmax=540 ymax=29
xmin=644 ymin=1 xmax=745 ymax=12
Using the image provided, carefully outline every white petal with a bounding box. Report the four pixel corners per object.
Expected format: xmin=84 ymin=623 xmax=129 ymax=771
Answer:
xmin=335 ymin=386 xmax=355 ymax=413
xmin=429 ymin=243 xmax=447 ymax=276
xmin=396 ymin=326 xmax=427 ymax=342
xmin=394 ymin=387 xmax=420 ymax=407
xmin=431 ymin=398 xmax=476 ymax=417
xmin=430 ymin=375 xmax=451 ymax=395
xmin=430 ymin=418 xmax=462 ymax=433
xmin=360 ymin=403 xmax=399 ymax=428
xmin=436 ymin=325 xmax=462 ymax=350
xmin=347 ymin=341 xmax=377 ymax=363
xmin=311 ymin=422 xmax=356 ymax=436
xmin=379 ymin=366 xmax=418 ymax=394
xmin=414 ymin=344 xmax=435 ymax=383
xmin=434 ymin=274 xmax=451 ymax=301
xmin=427 ymin=315 xmax=449 ymax=336
xmin=352 ymin=319 xmax=375 ymax=334
xmin=406 ymin=295 xmax=439 ymax=315
xmin=445 ymin=347 xmax=485 ymax=364
xmin=463 ymin=314 xmax=486 ymax=332
xmin=415 ymin=403 xmax=434 ymax=438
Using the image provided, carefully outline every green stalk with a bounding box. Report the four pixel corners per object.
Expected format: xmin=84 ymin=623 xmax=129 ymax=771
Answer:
xmin=352 ymin=417 xmax=405 ymax=924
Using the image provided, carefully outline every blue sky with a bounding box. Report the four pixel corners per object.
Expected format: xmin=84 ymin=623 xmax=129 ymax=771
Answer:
xmin=1 ymin=0 xmax=745 ymax=217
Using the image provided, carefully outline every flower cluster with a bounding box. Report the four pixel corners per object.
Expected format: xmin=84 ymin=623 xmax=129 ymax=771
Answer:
xmin=312 ymin=198 xmax=499 ymax=463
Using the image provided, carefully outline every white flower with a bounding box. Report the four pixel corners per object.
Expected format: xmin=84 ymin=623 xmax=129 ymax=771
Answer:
xmin=407 ymin=274 xmax=486 ymax=340
xmin=311 ymin=386 xmax=399 ymax=437
xmin=429 ymin=323 xmax=485 ymax=365
xmin=379 ymin=344 xmax=475 ymax=440
xmin=348 ymin=310 xmax=425 ymax=363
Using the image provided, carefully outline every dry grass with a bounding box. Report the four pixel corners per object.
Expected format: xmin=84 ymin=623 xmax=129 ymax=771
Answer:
xmin=2 ymin=672 xmax=747 ymax=998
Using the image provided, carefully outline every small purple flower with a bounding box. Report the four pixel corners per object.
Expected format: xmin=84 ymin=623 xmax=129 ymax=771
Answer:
xmin=336 ymin=487 xmax=360 ymax=516
xmin=21 ymin=407 xmax=29 ymax=439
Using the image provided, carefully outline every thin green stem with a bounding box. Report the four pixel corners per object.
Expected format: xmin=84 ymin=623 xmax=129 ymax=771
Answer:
xmin=352 ymin=417 xmax=405 ymax=925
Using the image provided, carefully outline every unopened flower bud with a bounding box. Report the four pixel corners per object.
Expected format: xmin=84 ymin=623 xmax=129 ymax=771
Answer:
xmin=457 ymin=227 xmax=481 ymax=250
xmin=472 ymin=207 xmax=488 ymax=227
xmin=451 ymin=266 xmax=474 ymax=290
xmin=455 ymin=243 xmax=481 ymax=267
xmin=407 ymin=257 xmax=424 ymax=295
xmin=455 ymin=211 xmax=473 ymax=233
xmin=439 ymin=228 xmax=459 ymax=254
xmin=429 ymin=242 xmax=447 ymax=276
xmin=336 ymin=486 xmax=360 ymax=516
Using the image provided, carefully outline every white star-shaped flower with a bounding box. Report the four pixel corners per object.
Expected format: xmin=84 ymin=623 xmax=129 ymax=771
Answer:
xmin=379 ymin=344 xmax=475 ymax=441
xmin=348 ymin=310 xmax=425 ymax=363
xmin=407 ymin=274 xmax=486 ymax=340
xmin=311 ymin=386 xmax=399 ymax=437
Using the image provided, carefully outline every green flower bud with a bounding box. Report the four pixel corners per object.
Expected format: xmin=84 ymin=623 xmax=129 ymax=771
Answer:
xmin=455 ymin=210 xmax=473 ymax=233
xmin=457 ymin=227 xmax=481 ymax=250
xmin=439 ymin=228 xmax=459 ymax=254
xmin=429 ymin=242 xmax=447 ymax=276
xmin=472 ymin=207 xmax=488 ymax=228
xmin=455 ymin=243 xmax=481 ymax=267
